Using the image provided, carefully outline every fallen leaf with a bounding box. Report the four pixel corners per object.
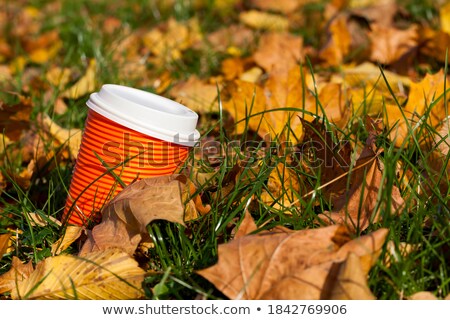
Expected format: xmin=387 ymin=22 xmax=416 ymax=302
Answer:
xmin=249 ymin=0 xmax=306 ymax=14
xmin=170 ymin=76 xmax=219 ymax=113
xmin=327 ymin=252 xmax=375 ymax=299
xmin=206 ymin=24 xmax=254 ymax=53
xmin=318 ymin=119 xmax=404 ymax=232
xmin=38 ymin=113 xmax=82 ymax=159
xmin=0 ymin=95 xmax=33 ymax=141
xmin=143 ymin=17 xmax=202 ymax=64
xmin=260 ymin=162 xmax=301 ymax=210
xmin=61 ymin=59 xmax=96 ymax=99
xmin=79 ymin=175 xmax=185 ymax=255
xmin=0 ymin=233 xmax=11 ymax=257
xmin=239 ymin=10 xmax=289 ymax=31
xmin=368 ymin=24 xmax=418 ymax=65
xmin=408 ymin=291 xmax=439 ymax=300
xmin=51 ymin=226 xmax=84 ymax=256
xmin=13 ymin=248 xmax=145 ymax=299
xmin=0 ymin=257 xmax=34 ymax=295
xmin=319 ymin=14 xmax=352 ymax=66
xmin=23 ymin=211 xmax=62 ymax=227
xmin=198 ymin=225 xmax=388 ymax=299
xmin=234 ymin=210 xmax=257 ymax=239
xmin=239 ymin=66 xmax=263 ymax=83
xmin=440 ymin=2 xmax=450 ymax=34
xmin=419 ymin=27 xmax=450 ymax=63
xmin=253 ymin=32 xmax=303 ymax=75
xmin=386 ymin=70 xmax=449 ymax=147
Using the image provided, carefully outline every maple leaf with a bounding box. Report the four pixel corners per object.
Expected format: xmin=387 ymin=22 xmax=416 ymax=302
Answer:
xmin=198 ymin=223 xmax=388 ymax=299
xmin=253 ymin=32 xmax=303 ymax=76
xmin=318 ymin=119 xmax=404 ymax=232
xmin=368 ymin=24 xmax=418 ymax=65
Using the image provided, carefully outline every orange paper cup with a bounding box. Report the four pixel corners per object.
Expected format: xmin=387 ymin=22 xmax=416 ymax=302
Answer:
xmin=64 ymin=84 xmax=199 ymax=226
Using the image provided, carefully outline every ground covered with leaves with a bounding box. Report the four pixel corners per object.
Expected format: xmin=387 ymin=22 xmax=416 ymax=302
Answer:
xmin=1 ymin=0 xmax=450 ymax=300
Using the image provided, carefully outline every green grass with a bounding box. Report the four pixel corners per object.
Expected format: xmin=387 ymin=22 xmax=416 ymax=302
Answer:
xmin=1 ymin=0 xmax=450 ymax=300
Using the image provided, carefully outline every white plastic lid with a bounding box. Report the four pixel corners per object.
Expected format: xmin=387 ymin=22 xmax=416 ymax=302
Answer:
xmin=86 ymin=84 xmax=200 ymax=146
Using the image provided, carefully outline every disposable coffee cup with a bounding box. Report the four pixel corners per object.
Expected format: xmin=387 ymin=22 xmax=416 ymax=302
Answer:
xmin=63 ymin=84 xmax=200 ymax=226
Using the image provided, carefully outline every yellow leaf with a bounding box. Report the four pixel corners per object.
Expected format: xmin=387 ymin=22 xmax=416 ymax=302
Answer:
xmin=239 ymin=66 xmax=262 ymax=83
xmin=46 ymin=67 xmax=72 ymax=90
xmin=319 ymin=14 xmax=352 ymax=66
xmin=440 ymin=2 xmax=450 ymax=34
xmin=13 ymin=249 xmax=145 ymax=299
xmin=39 ymin=114 xmax=82 ymax=159
xmin=29 ymin=40 xmax=62 ymax=64
xmin=51 ymin=226 xmax=84 ymax=256
xmin=170 ymin=76 xmax=219 ymax=113
xmin=61 ymin=59 xmax=96 ymax=99
xmin=239 ymin=10 xmax=289 ymax=31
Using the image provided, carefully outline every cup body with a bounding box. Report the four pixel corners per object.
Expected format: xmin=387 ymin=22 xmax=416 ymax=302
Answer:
xmin=64 ymin=85 xmax=199 ymax=225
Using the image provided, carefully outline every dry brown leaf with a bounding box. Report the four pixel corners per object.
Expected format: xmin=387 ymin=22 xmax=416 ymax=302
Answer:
xmin=253 ymin=32 xmax=303 ymax=75
xmin=239 ymin=10 xmax=289 ymax=31
xmin=0 ymin=257 xmax=34 ymax=295
xmin=51 ymin=226 xmax=84 ymax=256
xmin=61 ymin=59 xmax=96 ymax=99
xmin=319 ymin=14 xmax=352 ymax=66
xmin=198 ymin=225 xmax=387 ymax=299
xmin=79 ymin=175 xmax=185 ymax=255
xmin=327 ymin=252 xmax=375 ymax=300
xmin=368 ymin=24 xmax=418 ymax=65
xmin=234 ymin=210 xmax=257 ymax=239
xmin=318 ymin=120 xmax=404 ymax=232
xmin=13 ymin=248 xmax=145 ymax=299
xmin=23 ymin=212 xmax=62 ymax=227
xmin=170 ymin=76 xmax=219 ymax=113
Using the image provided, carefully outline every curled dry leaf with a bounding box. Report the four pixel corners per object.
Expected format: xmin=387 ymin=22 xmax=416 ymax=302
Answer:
xmin=0 ymin=257 xmax=34 ymax=295
xmin=170 ymin=76 xmax=219 ymax=113
xmin=80 ymin=175 xmax=185 ymax=255
xmin=38 ymin=113 xmax=82 ymax=159
xmin=51 ymin=226 xmax=84 ymax=256
xmin=198 ymin=223 xmax=388 ymax=299
xmin=24 ymin=211 xmax=62 ymax=227
xmin=12 ymin=248 xmax=145 ymax=299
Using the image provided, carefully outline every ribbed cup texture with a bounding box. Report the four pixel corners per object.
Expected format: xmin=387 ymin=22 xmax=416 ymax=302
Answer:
xmin=64 ymin=109 xmax=189 ymax=226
